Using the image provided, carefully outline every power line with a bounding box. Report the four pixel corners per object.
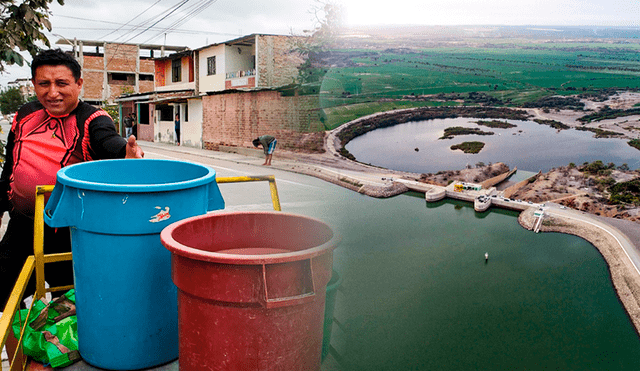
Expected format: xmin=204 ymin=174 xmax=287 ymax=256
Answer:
xmin=122 ymin=0 xmax=191 ymax=44
xmin=52 ymin=2 xmax=236 ymax=44
xmin=140 ymin=0 xmax=217 ymax=44
xmin=99 ymin=0 xmax=163 ymax=40
xmin=55 ymin=26 xmax=238 ymax=38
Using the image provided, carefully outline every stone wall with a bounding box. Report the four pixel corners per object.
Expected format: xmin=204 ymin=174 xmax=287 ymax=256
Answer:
xmin=202 ymin=90 xmax=320 ymax=150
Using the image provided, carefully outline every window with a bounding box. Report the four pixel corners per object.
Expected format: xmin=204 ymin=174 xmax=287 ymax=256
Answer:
xmin=139 ymin=74 xmax=154 ymax=81
xmin=207 ymin=56 xmax=216 ymax=76
xmin=184 ymin=104 xmax=188 ymax=122
xmin=108 ymin=73 xmax=134 ymax=85
xmin=156 ymin=105 xmax=174 ymax=121
xmin=138 ymin=104 xmax=149 ymax=125
xmin=110 ymin=73 xmax=128 ymax=81
xmin=172 ymin=59 xmax=181 ymax=82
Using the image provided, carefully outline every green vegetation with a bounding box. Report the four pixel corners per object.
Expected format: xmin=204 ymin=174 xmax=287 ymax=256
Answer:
xmin=629 ymin=139 xmax=640 ymax=151
xmin=609 ymin=180 xmax=640 ymax=205
xmin=102 ymin=104 xmax=120 ymax=127
xmin=312 ymin=41 xmax=640 ymax=128
xmin=580 ymin=160 xmax=616 ymax=176
xmin=336 ymin=106 xmax=529 ymax=145
xmin=533 ymin=119 xmax=570 ymax=130
xmin=0 ymin=0 xmax=64 ymax=71
xmin=450 ymin=141 xmax=485 ymax=154
xmin=475 ymin=120 xmax=516 ymax=129
xmin=317 ymin=41 xmax=640 ymax=115
xmin=578 ymin=107 xmax=640 ymax=123
xmin=522 ymin=96 xmax=585 ymax=110
xmin=321 ymin=100 xmax=459 ymax=130
xmin=0 ymin=87 xmax=24 ymax=115
xmin=578 ymin=161 xmax=639 ymax=204
xmin=440 ymin=126 xmax=494 ymax=139
xmin=574 ymin=126 xmax=624 ymax=138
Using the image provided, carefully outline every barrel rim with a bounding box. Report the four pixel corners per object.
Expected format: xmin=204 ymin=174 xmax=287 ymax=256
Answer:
xmin=56 ymin=159 xmax=216 ymax=192
xmin=160 ymin=211 xmax=340 ymax=265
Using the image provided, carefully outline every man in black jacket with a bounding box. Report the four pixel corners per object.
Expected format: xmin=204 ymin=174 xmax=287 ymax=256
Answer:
xmin=0 ymin=49 xmax=144 ymax=308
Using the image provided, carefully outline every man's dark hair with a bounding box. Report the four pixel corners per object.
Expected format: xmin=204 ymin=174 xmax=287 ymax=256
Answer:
xmin=31 ymin=49 xmax=82 ymax=81
xmin=252 ymin=138 xmax=260 ymax=147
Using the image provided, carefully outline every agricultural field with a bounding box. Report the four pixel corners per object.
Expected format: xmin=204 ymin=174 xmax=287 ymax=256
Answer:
xmin=309 ymin=29 xmax=640 ymax=130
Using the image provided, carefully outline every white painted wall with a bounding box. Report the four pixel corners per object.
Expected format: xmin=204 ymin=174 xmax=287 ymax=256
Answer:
xmin=198 ymin=45 xmax=226 ymax=93
xmin=182 ymin=99 xmax=203 ymax=148
xmin=156 ymin=82 xmax=194 ymax=91
xmin=155 ymin=116 xmax=176 ymax=144
xmin=224 ymin=45 xmax=255 ymax=75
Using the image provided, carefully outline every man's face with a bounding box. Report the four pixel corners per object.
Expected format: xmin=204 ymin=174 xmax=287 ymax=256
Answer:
xmin=32 ymin=65 xmax=83 ymax=117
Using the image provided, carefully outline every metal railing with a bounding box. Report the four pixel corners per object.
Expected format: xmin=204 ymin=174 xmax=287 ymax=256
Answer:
xmin=1 ymin=175 xmax=281 ymax=370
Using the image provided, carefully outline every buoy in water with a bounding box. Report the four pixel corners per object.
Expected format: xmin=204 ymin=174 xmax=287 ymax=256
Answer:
xmin=485 ymin=252 xmax=489 ymax=261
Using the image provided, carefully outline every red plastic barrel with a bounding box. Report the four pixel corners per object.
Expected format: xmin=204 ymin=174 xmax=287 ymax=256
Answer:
xmin=160 ymin=211 xmax=339 ymax=371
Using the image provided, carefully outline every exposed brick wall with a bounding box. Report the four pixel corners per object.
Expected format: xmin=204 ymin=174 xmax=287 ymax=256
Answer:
xmin=105 ymin=44 xmax=138 ymax=72
xmin=83 ymin=55 xmax=103 ymax=71
xmin=256 ymin=35 xmax=304 ymax=88
xmin=225 ymin=77 xmax=255 ymax=90
xmin=83 ymin=70 xmax=103 ymax=101
xmin=202 ymin=90 xmax=320 ymax=150
xmin=140 ymin=58 xmax=155 ymax=74
xmin=80 ymin=44 xmax=159 ymax=102
xmin=139 ymin=80 xmax=155 ymax=93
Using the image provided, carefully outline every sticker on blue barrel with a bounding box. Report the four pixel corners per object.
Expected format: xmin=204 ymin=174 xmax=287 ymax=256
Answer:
xmin=150 ymin=206 xmax=171 ymax=223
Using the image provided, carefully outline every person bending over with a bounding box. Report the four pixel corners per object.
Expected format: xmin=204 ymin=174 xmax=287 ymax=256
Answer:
xmin=252 ymin=135 xmax=277 ymax=166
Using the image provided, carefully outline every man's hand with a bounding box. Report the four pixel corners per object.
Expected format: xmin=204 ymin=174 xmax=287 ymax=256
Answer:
xmin=125 ymin=135 xmax=144 ymax=158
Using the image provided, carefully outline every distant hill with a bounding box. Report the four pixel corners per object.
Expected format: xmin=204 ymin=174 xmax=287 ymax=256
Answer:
xmin=341 ymin=25 xmax=640 ymax=40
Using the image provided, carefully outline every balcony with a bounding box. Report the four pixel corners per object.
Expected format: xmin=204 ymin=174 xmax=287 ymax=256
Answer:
xmin=225 ymin=69 xmax=256 ymax=79
xmin=225 ymin=69 xmax=256 ymax=89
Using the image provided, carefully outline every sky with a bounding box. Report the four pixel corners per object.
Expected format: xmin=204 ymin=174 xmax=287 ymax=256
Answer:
xmin=1 ymin=0 xmax=639 ymax=86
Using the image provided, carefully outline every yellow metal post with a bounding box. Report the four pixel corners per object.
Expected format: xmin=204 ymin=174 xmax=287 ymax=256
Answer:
xmin=33 ymin=185 xmax=54 ymax=300
xmin=216 ymin=175 xmax=281 ymax=211
xmin=0 ymin=257 xmax=35 ymax=359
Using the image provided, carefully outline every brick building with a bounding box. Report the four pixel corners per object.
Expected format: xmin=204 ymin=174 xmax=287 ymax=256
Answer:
xmin=117 ymin=34 xmax=321 ymax=149
xmin=55 ymin=39 xmax=187 ymax=105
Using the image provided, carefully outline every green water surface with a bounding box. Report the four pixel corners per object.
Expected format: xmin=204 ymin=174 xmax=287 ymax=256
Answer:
xmin=223 ymin=175 xmax=640 ymax=370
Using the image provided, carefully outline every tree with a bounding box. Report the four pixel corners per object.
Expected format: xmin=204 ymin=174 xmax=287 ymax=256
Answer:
xmin=0 ymin=0 xmax=64 ymax=72
xmin=293 ymin=0 xmax=343 ymax=84
xmin=0 ymin=86 xmax=24 ymax=114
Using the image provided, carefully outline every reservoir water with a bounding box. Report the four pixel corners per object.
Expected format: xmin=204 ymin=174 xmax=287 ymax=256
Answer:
xmin=345 ymin=117 xmax=640 ymax=173
xmin=222 ymin=174 xmax=640 ymax=370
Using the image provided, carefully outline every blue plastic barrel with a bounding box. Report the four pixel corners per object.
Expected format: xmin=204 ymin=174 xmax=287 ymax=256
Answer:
xmin=44 ymin=159 xmax=225 ymax=370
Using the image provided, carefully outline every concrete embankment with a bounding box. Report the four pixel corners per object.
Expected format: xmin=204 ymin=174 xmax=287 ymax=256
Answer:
xmin=480 ymin=167 xmax=517 ymax=189
xmin=502 ymin=172 xmax=540 ymax=199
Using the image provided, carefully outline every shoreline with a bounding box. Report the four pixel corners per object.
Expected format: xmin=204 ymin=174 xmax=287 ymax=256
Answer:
xmin=275 ymin=145 xmax=640 ymax=335
xmin=272 ymin=97 xmax=640 ymax=335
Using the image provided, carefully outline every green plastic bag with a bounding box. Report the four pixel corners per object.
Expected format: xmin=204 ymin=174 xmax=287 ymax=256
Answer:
xmin=12 ymin=289 xmax=80 ymax=368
